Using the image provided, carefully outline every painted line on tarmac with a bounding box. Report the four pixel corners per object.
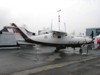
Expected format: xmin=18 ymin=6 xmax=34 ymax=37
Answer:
xmin=11 ymin=56 xmax=98 ymax=75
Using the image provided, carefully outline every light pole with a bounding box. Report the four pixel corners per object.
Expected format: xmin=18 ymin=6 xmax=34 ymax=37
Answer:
xmin=51 ymin=19 xmax=53 ymax=31
xmin=64 ymin=22 xmax=66 ymax=32
xmin=57 ymin=9 xmax=61 ymax=31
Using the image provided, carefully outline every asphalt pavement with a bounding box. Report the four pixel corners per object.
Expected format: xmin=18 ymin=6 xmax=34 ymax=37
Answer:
xmin=0 ymin=46 xmax=100 ymax=75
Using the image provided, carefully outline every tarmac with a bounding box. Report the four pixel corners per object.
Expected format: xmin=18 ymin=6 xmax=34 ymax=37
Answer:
xmin=0 ymin=45 xmax=100 ymax=75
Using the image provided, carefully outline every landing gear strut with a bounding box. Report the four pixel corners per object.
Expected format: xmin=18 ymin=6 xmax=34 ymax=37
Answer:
xmin=54 ymin=45 xmax=66 ymax=53
xmin=54 ymin=47 xmax=60 ymax=53
xmin=79 ymin=48 xmax=82 ymax=55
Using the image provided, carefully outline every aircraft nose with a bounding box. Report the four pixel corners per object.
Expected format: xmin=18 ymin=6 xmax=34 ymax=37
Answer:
xmin=86 ymin=37 xmax=92 ymax=43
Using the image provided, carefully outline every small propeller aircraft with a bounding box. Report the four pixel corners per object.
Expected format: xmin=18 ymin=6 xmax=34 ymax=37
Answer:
xmin=11 ymin=23 xmax=93 ymax=53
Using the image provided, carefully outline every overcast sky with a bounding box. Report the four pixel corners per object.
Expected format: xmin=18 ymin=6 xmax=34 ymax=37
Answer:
xmin=0 ymin=0 xmax=100 ymax=35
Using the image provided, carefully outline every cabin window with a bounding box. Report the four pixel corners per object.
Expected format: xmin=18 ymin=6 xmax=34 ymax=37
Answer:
xmin=32 ymin=33 xmax=35 ymax=35
xmin=58 ymin=36 xmax=61 ymax=38
xmin=46 ymin=32 xmax=48 ymax=34
xmin=65 ymin=34 xmax=67 ymax=36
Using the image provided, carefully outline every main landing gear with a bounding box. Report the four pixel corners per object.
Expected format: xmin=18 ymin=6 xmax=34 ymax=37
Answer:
xmin=54 ymin=45 xmax=66 ymax=53
xmin=54 ymin=47 xmax=60 ymax=53
xmin=79 ymin=44 xmax=91 ymax=55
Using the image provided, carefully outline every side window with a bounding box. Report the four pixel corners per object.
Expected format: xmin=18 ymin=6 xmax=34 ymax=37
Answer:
xmin=46 ymin=32 xmax=48 ymax=34
xmin=58 ymin=36 xmax=61 ymax=39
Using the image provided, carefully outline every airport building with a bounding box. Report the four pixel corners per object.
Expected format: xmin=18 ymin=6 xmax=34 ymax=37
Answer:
xmin=86 ymin=28 xmax=100 ymax=49
xmin=86 ymin=28 xmax=100 ymax=37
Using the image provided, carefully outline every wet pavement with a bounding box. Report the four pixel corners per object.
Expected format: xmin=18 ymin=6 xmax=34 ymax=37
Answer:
xmin=28 ymin=57 xmax=100 ymax=75
xmin=0 ymin=46 xmax=100 ymax=75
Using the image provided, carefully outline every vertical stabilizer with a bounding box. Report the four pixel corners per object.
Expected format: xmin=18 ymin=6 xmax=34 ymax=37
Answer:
xmin=11 ymin=23 xmax=31 ymax=42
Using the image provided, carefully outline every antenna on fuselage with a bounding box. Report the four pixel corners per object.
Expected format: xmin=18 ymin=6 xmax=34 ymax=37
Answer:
xmin=64 ymin=22 xmax=66 ymax=32
xmin=51 ymin=19 xmax=53 ymax=31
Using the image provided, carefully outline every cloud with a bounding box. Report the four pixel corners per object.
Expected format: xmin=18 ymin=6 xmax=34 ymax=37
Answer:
xmin=0 ymin=0 xmax=100 ymax=35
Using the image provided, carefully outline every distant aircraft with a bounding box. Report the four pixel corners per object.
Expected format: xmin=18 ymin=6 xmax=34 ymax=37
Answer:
xmin=0 ymin=26 xmax=18 ymax=48
xmin=11 ymin=23 xmax=93 ymax=53
xmin=0 ymin=25 xmax=36 ymax=48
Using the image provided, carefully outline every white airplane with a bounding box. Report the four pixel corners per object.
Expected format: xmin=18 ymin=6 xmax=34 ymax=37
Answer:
xmin=11 ymin=23 xmax=93 ymax=53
